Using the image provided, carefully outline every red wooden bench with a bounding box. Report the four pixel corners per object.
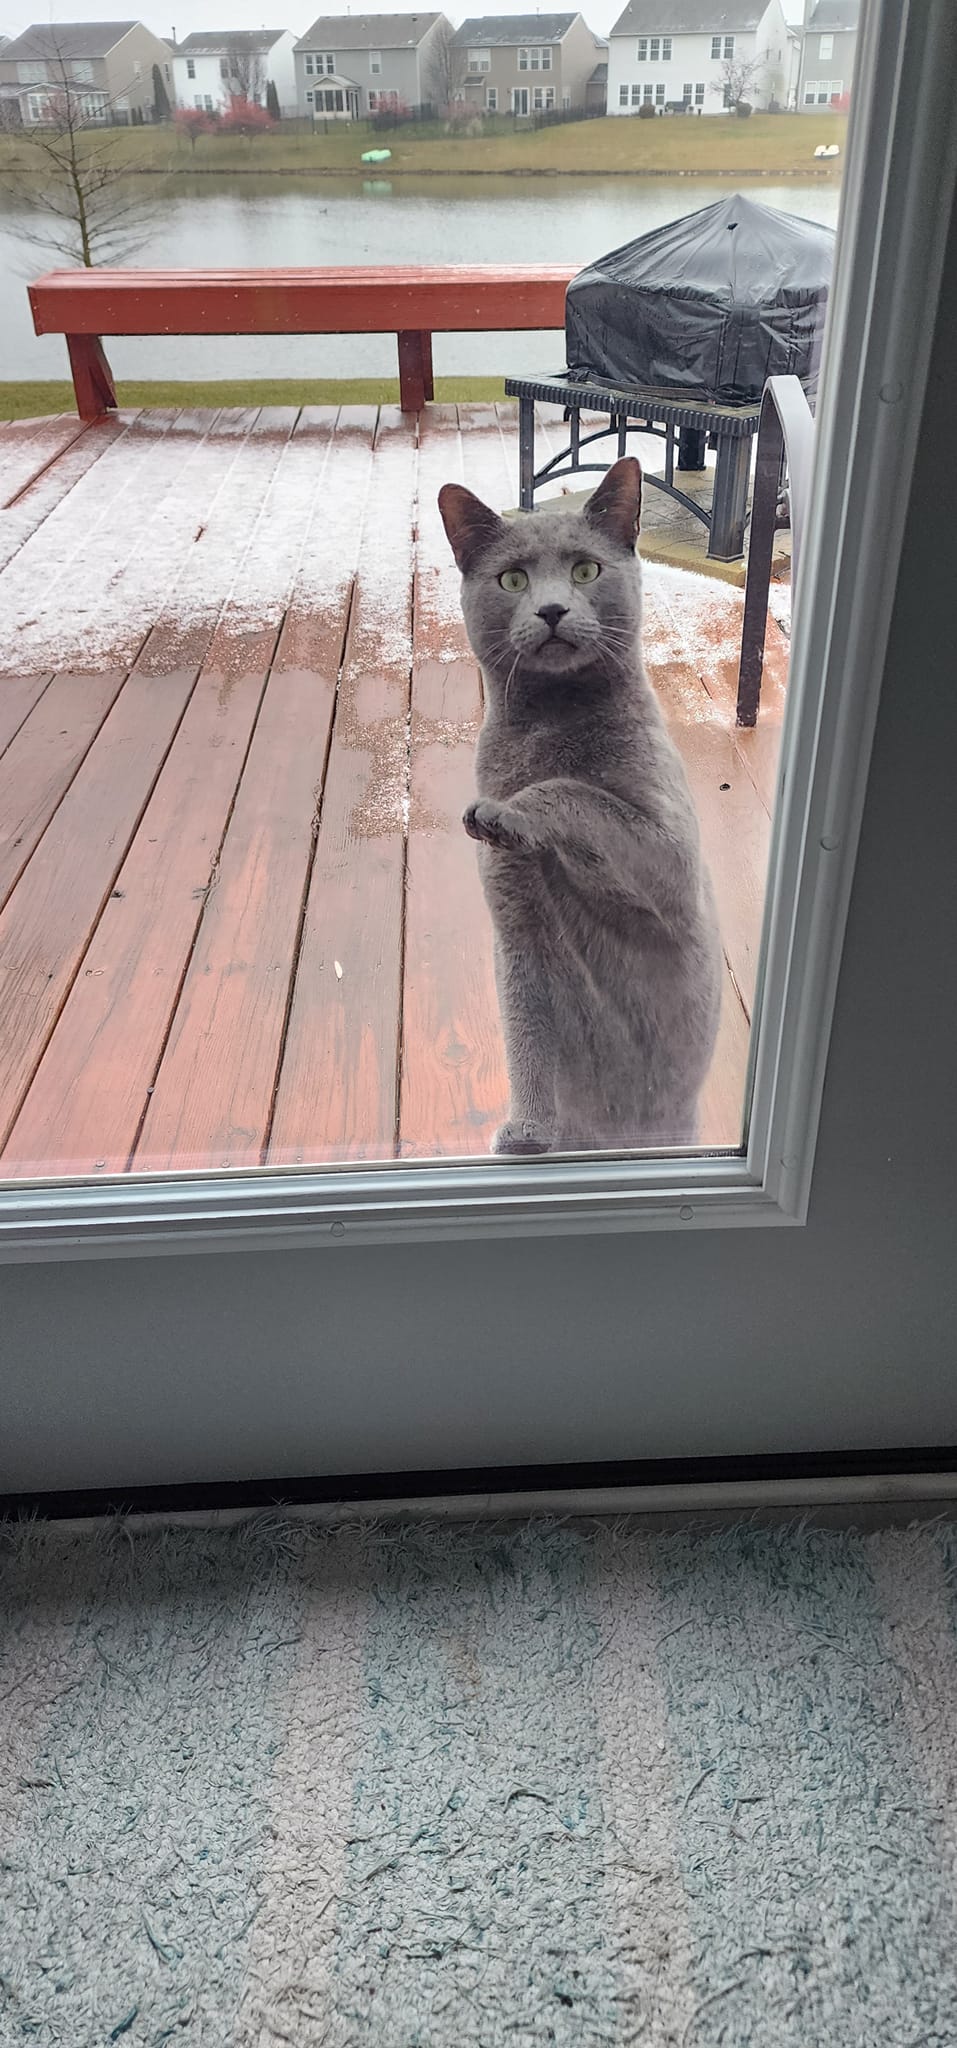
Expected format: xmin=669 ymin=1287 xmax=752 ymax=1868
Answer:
xmin=28 ymin=265 xmax=576 ymax=421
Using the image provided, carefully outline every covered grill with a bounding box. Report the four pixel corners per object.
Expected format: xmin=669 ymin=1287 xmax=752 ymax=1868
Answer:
xmin=564 ymin=192 xmax=835 ymax=405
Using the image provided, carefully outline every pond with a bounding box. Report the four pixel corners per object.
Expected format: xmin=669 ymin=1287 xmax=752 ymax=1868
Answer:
xmin=0 ymin=172 xmax=842 ymax=384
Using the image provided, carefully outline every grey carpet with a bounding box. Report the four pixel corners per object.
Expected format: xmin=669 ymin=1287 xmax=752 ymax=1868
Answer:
xmin=2 ymin=1513 xmax=956 ymax=2045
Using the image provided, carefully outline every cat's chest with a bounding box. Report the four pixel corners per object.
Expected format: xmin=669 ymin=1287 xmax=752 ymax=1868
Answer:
xmin=476 ymin=720 xmax=611 ymax=799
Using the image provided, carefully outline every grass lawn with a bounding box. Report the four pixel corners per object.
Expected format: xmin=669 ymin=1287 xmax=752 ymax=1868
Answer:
xmin=0 ymin=111 xmax=846 ymax=181
xmin=0 ymin=377 xmax=509 ymax=420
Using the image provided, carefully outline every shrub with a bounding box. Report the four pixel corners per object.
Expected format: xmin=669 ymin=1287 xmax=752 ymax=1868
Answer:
xmin=219 ymin=95 xmax=275 ymax=135
xmin=637 ymin=99 xmax=657 ymax=119
xmin=175 ymin=106 xmax=215 ymax=148
xmin=735 ymin=99 xmax=753 ymax=117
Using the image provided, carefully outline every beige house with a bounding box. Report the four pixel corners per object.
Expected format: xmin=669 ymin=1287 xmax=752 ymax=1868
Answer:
xmin=0 ymin=20 xmax=174 ymax=126
xmin=451 ymin=14 xmax=604 ymax=116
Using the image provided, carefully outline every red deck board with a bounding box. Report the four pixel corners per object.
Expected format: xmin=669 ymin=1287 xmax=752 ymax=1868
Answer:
xmin=0 ymin=668 xmax=196 ymax=1158
xmin=0 ymin=671 xmax=126 ymax=916
xmin=268 ymin=408 xmax=412 ymax=1165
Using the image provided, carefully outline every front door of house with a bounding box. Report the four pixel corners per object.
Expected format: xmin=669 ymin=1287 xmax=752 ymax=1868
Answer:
xmin=512 ymin=87 xmax=530 ymax=114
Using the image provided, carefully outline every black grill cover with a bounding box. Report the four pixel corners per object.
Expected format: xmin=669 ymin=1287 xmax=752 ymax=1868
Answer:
xmin=565 ymin=192 xmax=835 ymax=405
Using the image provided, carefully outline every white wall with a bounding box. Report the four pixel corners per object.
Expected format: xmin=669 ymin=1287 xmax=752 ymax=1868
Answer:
xmin=266 ymin=32 xmax=298 ymax=118
xmin=606 ymin=28 xmax=760 ymax=115
xmin=171 ymin=52 xmax=227 ymax=113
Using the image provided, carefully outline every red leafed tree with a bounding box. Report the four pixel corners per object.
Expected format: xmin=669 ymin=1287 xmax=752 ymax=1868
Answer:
xmin=219 ymin=95 xmax=275 ymax=135
xmin=175 ymin=106 xmax=215 ymax=149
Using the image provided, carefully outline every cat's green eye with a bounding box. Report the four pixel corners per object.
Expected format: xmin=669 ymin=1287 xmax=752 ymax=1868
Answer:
xmin=499 ymin=568 xmax=529 ymax=593
xmin=571 ymin=559 xmax=601 ymax=584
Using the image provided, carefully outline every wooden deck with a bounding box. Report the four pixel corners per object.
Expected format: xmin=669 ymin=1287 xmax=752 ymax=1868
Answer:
xmin=0 ymin=403 xmax=788 ymax=1179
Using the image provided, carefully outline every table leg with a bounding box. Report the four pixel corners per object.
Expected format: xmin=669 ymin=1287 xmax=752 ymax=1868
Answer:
xmin=678 ymin=426 xmax=707 ymax=470
xmin=519 ymin=395 xmax=535 ymax=511
xmin=709 ymin=431 xmax=752 ymax=560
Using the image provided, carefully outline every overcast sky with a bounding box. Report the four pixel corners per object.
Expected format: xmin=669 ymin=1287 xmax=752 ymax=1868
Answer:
xmin=4 ymin=1 xmax=810 ymax=52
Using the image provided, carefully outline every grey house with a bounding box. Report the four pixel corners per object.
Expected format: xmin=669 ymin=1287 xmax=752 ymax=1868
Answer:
xmin=797 ymin=0 xmax=858 ymax=108
xmin=451 ymin=14 xmax=603 ymax=115
xmin=0 ymin=20 xmax=174 ymax=126
xmin=293 ymin=13 xmax=452 ymax=120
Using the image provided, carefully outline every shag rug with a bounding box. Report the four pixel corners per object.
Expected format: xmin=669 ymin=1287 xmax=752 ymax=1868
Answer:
xmin=3 ymin=1513 xmax=957 ymax=2047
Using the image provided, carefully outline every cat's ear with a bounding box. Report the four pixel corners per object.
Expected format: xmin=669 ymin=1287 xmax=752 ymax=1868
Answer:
xmin=438 ymin=484 xmax=507 ymax=572
xmin=585 ymin=457 xmax=642 ymax=552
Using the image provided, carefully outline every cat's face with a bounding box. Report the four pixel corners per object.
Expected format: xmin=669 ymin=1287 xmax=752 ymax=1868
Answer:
xmin=438 ymin=458 xmax=643 ymax=705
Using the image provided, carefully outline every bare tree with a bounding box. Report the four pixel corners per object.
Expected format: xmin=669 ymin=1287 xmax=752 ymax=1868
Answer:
xmin=0 ymin=42 xmax=159 ymax=266
xmin=712 ymin=53 xmax=765 ymax=111
xmin=225 ymin=39 xmax=266 ymax=105
xmin=423 ymin=21 xmax=469 ymax=111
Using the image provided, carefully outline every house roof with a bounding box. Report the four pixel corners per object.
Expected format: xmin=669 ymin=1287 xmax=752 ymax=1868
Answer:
xmin=588 ymin=60 xmax=608 ymax=80
xmin=608 ymin=2 xmax=765 ymax=34
xmin=0 ymin=22 xmax=142 ymax=62
xmin=806 ymin=0 xmax=859 ymax=29
xmin=174 ymin=29 xmax=287 ymax=56
xmin=452 ymin=15 xmax=580 ymax=47
xmin=295 ymin=13 xmax=443 ymax=51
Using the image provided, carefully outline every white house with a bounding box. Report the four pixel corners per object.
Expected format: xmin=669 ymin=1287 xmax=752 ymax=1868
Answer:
xmin=606 ymin=2 xmax=796 ymax=117
xmin=170 ymin=29 xmax=298 ymax=119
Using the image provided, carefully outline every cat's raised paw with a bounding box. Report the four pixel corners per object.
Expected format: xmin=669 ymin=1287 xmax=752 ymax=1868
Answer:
xmin=463 ymin=800 xmax=528 ymax=851
xmin=492 ymin=1119 xmax=553 ymax=1156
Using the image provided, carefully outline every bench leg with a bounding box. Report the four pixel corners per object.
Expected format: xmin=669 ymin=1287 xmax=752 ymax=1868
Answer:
xmin=397 ymin=330 xmax=432 ymax=413
xmin=709 ymin=431 xmax=751 ymax=560
xmin=66 ymin=333 xmax=117 ymax=422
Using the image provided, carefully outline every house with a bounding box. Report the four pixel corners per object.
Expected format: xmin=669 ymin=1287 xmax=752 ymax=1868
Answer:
xmin=293 ymin=13 xmax=451 ymax=122
xmin=170 ymin=30 xmax=298 ymax=119
xmin=797 ymin=0 xmax=858 ymax=109
xmin=0 ymin=20 xmax=173 ymax=126
xmin=606 ymin=2 xmax=796 ymax=117
xmin=450 ymin=14 xmax=604 ymax=117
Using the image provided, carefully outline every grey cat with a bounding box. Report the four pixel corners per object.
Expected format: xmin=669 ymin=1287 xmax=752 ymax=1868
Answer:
xmin=438 ymin=456 xmax=722 ymax=1155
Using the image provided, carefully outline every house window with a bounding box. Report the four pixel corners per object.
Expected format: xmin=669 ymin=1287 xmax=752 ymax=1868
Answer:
xmin=19 ymin=61 xmax=49 ymax=83
xmin=545 ymin=86 xmax=554 ymax=107
xmin=682 ymin=80 xmax=693 ymax=100
xmin=649 ymin=36 xmax=660 ymax=60
xmin=485 ymin=85 xmax=497 ymax=109
xmin=630 ymin=83 xmax=640 ymax=104
xmin=637 ymin=37 xmax=647 ymax=60
xmin=186 ymin=58 xmax=195 ymax=78
xmin=203 ymin=95 xmax=213 ymax=111
xmin=562 ymin=90 xmax=570 ymax=106
xmin=619 ymin=83 xmax=628 ymax=105
xmin=819 ymin=34 xmax=834 ymax=60
xmin=694 ymin=81 xmax=705 ymax=104
xmin=321 ymin=53 xmax=335 ymax=74
xmin=220 ymin=58 xmax=229 ymax=78
xmin=468 ymin=48 xmax=490 ymax=70
xmin=533 ymin=85 xmax=543 ymax=108
xmin=305 ymin=54 xmax=314 ymax=73
xmin=655 ymin=82 xmax=665 ymax=102
xmin=643 ymin=82 xmax=654 ymax=102
xmin=662 ymin=37 xmax=672 ymax=60
xmin=305 ymin=88 xmax=313 ymax=102
xmin=369 ymin=50 xmax=381 ymax=74
xmin=724 ymin=36 xmax=734 ymax=57
xmin=542 ymin=48 xmax=552 ymax=70
xmin=711 ymin=35 xmax=721 ymax=59
xmin=805 ymin=78 xmax=842 ymax=104
xmin=194 ymin=94 xmax=202 ymax=107
xmin=72 ymin=60 xmax=94 ymax=84
xmin=368 ymin=89 xmax=377 ymax=107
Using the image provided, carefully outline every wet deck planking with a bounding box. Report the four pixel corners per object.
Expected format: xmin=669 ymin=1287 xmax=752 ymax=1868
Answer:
xmin=0 ymin=404 xmax=787 ymax=1177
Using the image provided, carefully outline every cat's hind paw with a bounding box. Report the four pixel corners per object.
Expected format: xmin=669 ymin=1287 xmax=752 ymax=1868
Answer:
xmin=492 ymin=1119 xmax=553 ymax=1156
xmin=463 ymin=800 xmax=529 ymax=852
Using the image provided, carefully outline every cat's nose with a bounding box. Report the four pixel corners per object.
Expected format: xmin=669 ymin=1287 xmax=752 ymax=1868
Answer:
xmin=537 ymin=604 xmax=568 ymax=632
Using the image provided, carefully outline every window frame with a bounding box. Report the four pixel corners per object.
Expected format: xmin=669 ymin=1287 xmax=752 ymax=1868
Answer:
xmin=2 ymin=2 xmax=955 ymax=1266
xmin=485 ymin=84 xmax=497 ymax=109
